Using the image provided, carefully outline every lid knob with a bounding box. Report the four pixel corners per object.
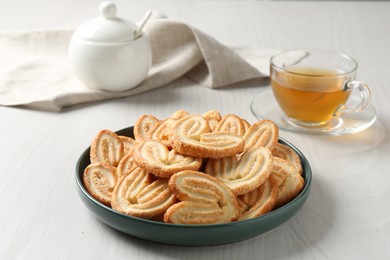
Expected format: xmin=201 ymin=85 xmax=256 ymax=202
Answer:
xmin=99 ymin=1 xmax=117 ymax=19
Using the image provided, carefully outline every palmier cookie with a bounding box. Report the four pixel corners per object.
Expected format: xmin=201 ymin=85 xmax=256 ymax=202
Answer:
xmin=164 ymin=171 xmax=239 ymax=224
xmin=134 ymin=114 xmax=160 ymax=141
xmin=271 ymin=143 xmax=302 ymax=174
xmin=202 ymin=110 xmax=222 ymax=132
xmin=243 ymin=120 xmax=279 ymax=151
xmin=116 ymin=152 xmax=139 ymax=180
xmin=241 ymin=118 xmax=251 ymax=132
xmin=170 ymin=114 xmax=244 ymax=158
xmin=146 ymin=118 xmax=176 ymax=147
xmin=90 ymin=129 xmax=124 ymax=167
xmin=214 ymin=114 xmax=246 ymax=137
xmin=147 ymin=110 xmax=191 ymax=145
xmin=170 ymin=109 xmax=190 ymax=120
xmin=119 ymin=136 xmax=136 ymax=156
xmin=237 ymin=175 xmax=278 ymax=221
xmin=205 ymin=146 xmax=273 ymax=195
xmin=133 ymin=139 xmax=202 ymax=178
xmin=83 ymin=162 xmax=117 ymax=206
xmin=111 ymin=167 xmax=176 ymax=219
xmin=271 ymin=158 xmax=304 ymax=208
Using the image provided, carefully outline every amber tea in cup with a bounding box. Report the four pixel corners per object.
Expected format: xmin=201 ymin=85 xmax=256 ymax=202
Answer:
xmin=270 ymin=50 xmax=371 ymax=127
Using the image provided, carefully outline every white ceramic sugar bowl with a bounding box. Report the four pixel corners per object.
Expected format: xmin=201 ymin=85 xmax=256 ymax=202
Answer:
xmin=68 ymin=1 xmax=152 ymax=91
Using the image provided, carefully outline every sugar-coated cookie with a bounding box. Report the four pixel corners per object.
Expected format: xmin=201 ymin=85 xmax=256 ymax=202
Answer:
xmin=90 ymin=129 xmax=124 ymax=167
xmin=119 ymin=135 xmax=136 ymax=156
xmin=243 ymin=120 xmax=279 ymax=151
xmin=202 ymin=110 xmax=222 ymax=132
xmin=272 ymin=143 xmax=302 ymax=174
xmin=237 ymin=175 xmax=278 ymax=221
xmin=83 ymin=162 xmax=117 ymax=206
xmin=116 ymin=152 xmax=139 ymax=180
xmin=111 ymin=166 xmax=176 ymax=219
xmin=214 ymin=114 xmax=246 ymax=137
xmin=205 ymin=146 xmax=274 ymax=195
xmin=133 ymin=139 xmax=202 ymax=178
xmin=271 ymin=158 xmax=304 ymax=208
xmin=146 ymin=118 xmax=176 ymax=147
xmin=170 ymin=115 xmax=245 ymax=158
xmin=170 ymin=109 xmax=190 ymax=120
xmin=134 ymin=114 xmax=160 ymax=141
xmin=164 ymin=171 xmax=239 ymax=224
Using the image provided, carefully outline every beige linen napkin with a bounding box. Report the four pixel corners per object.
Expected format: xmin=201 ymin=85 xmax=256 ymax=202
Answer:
xmin=0 ymin=17 xmax=275 ymax=111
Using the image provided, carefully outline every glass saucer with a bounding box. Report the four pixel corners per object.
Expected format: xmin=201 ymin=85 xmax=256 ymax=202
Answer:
xmin=250 ymin=90 xmax=377 ymax=136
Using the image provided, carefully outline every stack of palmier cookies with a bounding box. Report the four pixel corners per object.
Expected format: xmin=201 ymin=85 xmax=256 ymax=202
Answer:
xmin=83 ymin=110 xmax=304 ymax=224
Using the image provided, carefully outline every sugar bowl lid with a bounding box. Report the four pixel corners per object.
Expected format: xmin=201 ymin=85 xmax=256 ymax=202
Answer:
xmin=74 ymin=1 xmax=137 ymax=43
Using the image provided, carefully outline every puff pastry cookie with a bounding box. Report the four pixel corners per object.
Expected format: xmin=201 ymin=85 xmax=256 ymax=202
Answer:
xmin=133 ymin=139 xmax=202 ymax=178
xmin=119 ymin=135 xmax=136 ymax=155
xmin=272 ymin=143 xmax=302 ymax=174
xmin=90 ymin=129 xmax=124 ymax=167
xmin=271 ymin=158 xmax=304 ymax=208
xmin=83 ymin=162 xmax=117 ymax=206
xmin=205 ymin=146 xmax=274 ymax=195
xmin=170 ymin=115 xmax=245 ymax=158
xmin=237 ymin=175 xmax=278 ymax=221
xmin=116 ymin=152 xmax=139 ymax=180
xmin=202 ymin=110 xmax=222 ymax=132
xmin=170 ymin=109 xmax=190 ymax=120
xmin=134 ymin=114 xmax=159 ymax=141
xmin=111 ymin=167 xmax=177 ymax=219
xmin=147 ymin=118 xmax=176 ymax=147
xmin=164 ymin=171 xmax=239 ymax=224
xmin=243 ymin=120 xmax=279 ymax=151
xmin=214 ymin=114 xmax=246 ymax=137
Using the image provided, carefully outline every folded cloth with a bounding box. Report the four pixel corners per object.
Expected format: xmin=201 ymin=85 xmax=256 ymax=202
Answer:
xmin=0 ymin=15 xmax=276 ymax=111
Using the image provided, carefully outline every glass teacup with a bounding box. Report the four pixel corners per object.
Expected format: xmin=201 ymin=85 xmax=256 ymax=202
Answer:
xmin=270 ymin=49 xmax=371 ymax=128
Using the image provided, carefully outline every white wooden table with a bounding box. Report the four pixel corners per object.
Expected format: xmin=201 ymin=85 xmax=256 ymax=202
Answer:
xmin=1 ymin=1 xmax=389 ymax=259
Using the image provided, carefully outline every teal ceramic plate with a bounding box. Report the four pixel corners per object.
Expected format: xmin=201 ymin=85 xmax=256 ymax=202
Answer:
xmin=75 ymin=126 xmax=312 ymax=246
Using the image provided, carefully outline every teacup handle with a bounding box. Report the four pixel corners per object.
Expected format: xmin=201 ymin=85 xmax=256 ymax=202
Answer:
xmin=337 ymin=80 xmax=371 ymax=115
